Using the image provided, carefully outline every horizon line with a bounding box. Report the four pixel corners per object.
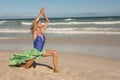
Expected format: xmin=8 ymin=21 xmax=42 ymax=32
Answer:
xmin=0 ymin=15 xmax=120 ymax=20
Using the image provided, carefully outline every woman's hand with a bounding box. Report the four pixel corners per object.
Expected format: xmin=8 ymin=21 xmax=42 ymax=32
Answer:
xmin=40 ymin=7 xmax=45 ymax=14
xmin=35 ymin=7 xmax=45 ymax=23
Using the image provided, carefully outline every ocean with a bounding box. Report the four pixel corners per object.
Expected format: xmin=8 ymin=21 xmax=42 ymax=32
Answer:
xmin=0 ymin=16 xmax=120 ymax=59
xmin=0 ymin=16 xmax=120 ymax=39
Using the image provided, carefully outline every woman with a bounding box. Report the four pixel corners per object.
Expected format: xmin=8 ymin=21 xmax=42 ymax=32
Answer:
xmin=9 ymin=7 xmax=59 ymax=73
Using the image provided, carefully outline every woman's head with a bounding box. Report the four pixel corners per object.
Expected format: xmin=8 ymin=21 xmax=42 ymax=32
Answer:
xmin=30 ymin=21 xmax=42 ymax=34
xmin=37 ymin=21 xmax=42 ymax=28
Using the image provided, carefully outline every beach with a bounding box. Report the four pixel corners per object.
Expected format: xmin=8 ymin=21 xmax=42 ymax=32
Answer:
xmin=0 ymin=34 xmax=120 ymax=80
xmin=0 ymin=17 xmax=120 ymax=80
xmin=0 ymin=50 xmax=120 ymax=80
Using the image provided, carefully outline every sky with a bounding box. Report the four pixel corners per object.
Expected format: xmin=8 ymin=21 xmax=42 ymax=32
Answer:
xmin=0 ymin=0 xmax=120 ymax=19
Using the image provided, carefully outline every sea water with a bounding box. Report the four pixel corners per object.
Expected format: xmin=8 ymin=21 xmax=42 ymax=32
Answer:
xmin=0 ymin=16 xmax=120 ymax=39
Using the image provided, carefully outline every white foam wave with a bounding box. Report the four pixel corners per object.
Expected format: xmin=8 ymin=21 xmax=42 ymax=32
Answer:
xmin=0 ymin=37 xmax=19 ymax=39
xmin=21 ymin=21 xmax=120 ymax=26
xmin=45 ymin=28 xmax=120 ymax=35
xmin=0 ymin=28 xmax=120 ymax=35
xmin=79 ymin=27 xmax=120 ymax=31
xmin=49 ymin=21 xmax=120 ymax=25
xmin=46 ymin=31 xmax=120 ymax=35
xmin=0 ymin=29 xmax=30 ymax=33
xmin=21 ymin=22 xmax=32 ymax=25
xmin=0 ymin=20 xmax=7 ymax=24
xmin=21 ymin=22 xmax=45 ymax=26
xmin=64 ymin=18 xmax=76 ymax=21
xmin=89 ymin=21 xmax=120 ymax=24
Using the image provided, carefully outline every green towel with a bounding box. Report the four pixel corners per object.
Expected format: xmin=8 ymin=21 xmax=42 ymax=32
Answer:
xmin=9 ymin=48 xmax=46 ymax=65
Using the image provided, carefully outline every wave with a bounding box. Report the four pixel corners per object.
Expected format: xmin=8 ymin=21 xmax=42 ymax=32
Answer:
xmin=46 ymin=28 xmax=120 ymax=35
xmin=21 ymin=22 xmax=32 ymax=25
xmin=0 ymin=20 xmax=7 ymax=24
xmin=64 ymin=18 xmax=76 ymax=21
xmin=21 ymin=22 xmax=45 ymax=26
xmin=49 ymin=21 xmax=120 ymax=25
xmin=21 ymin=21 xmax=120 ymax=26
xmin=0 ymin=20 xmax=16 ymax=25
xmin=46 ymin=31 xmax=120 ymax=35
xmin=0 ymin=28 xmax=30 ymax=33
xmin=0 ymin=37 xmax=19 ymax=39
xmin=0 ymin=28 xmax=120 ymax=35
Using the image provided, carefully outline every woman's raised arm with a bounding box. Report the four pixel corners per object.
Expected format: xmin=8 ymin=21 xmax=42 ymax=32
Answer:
xmin=41 ymin=8 xmax=49 ymax=32
xmin=35 ymin=7 xmax=44 ymax=22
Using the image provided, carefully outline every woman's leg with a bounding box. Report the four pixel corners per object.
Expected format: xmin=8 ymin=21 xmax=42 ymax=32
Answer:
xmin=22 ymin=58 xmax=35 ymax=69
xmin=42 ymin=50 xmax=59 ymax=73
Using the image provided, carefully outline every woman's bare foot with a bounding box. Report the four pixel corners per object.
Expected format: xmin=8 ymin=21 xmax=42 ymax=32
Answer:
xmin=54 ymin=69 xmax=59 ymax=73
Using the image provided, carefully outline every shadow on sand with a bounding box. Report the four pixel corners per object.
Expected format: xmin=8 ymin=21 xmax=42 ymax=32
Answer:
xmin=9 ymin=61 xmax=54 ymax=70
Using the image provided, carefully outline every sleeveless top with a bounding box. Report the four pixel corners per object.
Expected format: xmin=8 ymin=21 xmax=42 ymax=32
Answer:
xmin=34 ymin=34 xmax=46 ymax=52
xmin=9 ymin=34 xmax=46 ymax=65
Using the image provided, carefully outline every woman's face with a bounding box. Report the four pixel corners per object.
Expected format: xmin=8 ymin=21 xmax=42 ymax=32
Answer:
xmin=38 ymin=21 xmax=42 ymax=28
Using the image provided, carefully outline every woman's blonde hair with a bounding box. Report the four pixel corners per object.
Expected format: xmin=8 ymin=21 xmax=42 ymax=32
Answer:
xmin=30 ymin=21 xmax=35 ymax=35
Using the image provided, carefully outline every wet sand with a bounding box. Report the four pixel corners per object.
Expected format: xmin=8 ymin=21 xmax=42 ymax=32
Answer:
xmin=0 ymin=34 xmax=120 ymax=59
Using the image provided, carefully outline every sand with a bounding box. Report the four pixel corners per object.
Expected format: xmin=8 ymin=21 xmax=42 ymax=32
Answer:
xmin=0 ymin=50 xmax=120 ymax=80
xmin=0 ymin=34 xmax=120 ymax=80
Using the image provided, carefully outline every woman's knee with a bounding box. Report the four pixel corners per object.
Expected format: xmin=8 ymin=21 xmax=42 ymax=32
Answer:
xmin=44 ymin=50 xmax=58 ymax=57
xmin=49 ymin=50 xmax=57 ymax=56
xmin=53 ymin=50 xmax=58 ymax=57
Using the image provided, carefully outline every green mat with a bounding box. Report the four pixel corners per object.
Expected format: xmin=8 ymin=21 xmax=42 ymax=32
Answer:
xmin=9 ymin=48 xmax=46 ymax=65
